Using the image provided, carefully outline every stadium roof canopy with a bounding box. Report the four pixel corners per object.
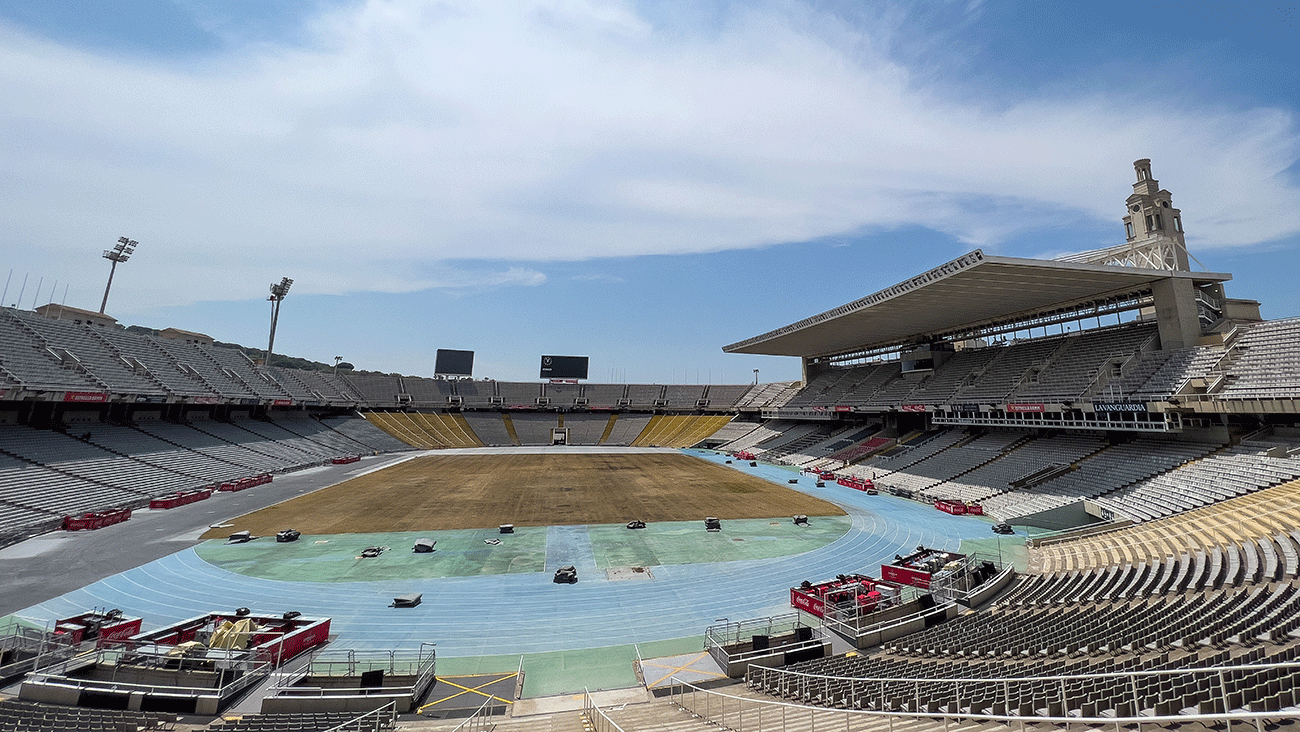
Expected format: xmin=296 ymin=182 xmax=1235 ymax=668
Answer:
xmin=723 ymin=250 xmax=1231 ymax=359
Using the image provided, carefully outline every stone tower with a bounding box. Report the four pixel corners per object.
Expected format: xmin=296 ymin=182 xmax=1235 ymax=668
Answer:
xmin=1122 ymin=159 xmax=1190 ymax=271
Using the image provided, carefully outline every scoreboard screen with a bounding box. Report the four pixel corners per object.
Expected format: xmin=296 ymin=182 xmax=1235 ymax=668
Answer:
xmin=539 ymin=355 xmax=589 ymax=380
xmin=434 ymin=349 xmax=475 ymax=377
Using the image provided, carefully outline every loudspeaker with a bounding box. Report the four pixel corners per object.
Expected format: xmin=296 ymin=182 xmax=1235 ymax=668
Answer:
xmin=795 ymin=626 xmax=813 ymax=642
xmin=751 ymin=634 xmax=769 ymax=651
xmin=360 ymin=669 xmax=384 ymax=687
xmin=917 ymin=594 xmax=935 ymax=610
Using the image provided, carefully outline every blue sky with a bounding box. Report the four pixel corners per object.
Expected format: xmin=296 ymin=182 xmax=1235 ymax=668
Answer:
xmin=1 ymin=0 xmax=1298 ymax=383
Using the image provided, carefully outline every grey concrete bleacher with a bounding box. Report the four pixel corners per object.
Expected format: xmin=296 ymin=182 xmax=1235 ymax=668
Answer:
xmin=339 ymin=373 xmax=403 ymax=405
xmin=0 ymin=428 xmax=146 ymax=516
xmin=1221 ymin=317 xmax=1300 ymax=399
xmin=732 ymin=382 xmax=793 ymax=410
xmin=662 ymin=384 xmax=707 ymax=407
xmin=170 ymin=419 xmax=305 ymax=472
xmin=150 ymin=337 xmax=256 ymax=398
xmin=6 ymin=310 xmax=167 ymax=395
xmin=838 ymin=363 xmax=903 ymax=406
xmin=510 ymin=412 xmax=558 ymax=445
xmin=782 ymin=369 xmax=841 ymax=408
xmin=983 ymin=437 xmax=1219 ymax=521
xmin=204 ymin=346 xmax=291 ymax=399
xmin=211 ymin=417 xmax=335 ymax=463
xmin=1093 ymin=447 xmax=1300 ymax=522
xmin=454 ymin=379 xmax=494 ymax=407
xmin=584 ymin=383 xmax=626 ymax=408
xmin=702 ymin=384 xmax=749 ymax=409
xmin=0 ymin=698 xmax=176 ymax=732
xmin=91 ymin=327 xmax=213 ymax=396
xmin=935 ymin=432 xmax=1105 ymax=502
xmin=750 ymin=422 xmax=824 ymax=458
xmin=543 ymin=382 xmax=582 ymax=406
xmin=950 ymin=336 xmax=1064 ymax=403
xmin=786 ymin=424 xmax=880 ymax=467
xmin=267 ymin=366 xmax=319 ymax=400
xmin=461 ymin=412 xmax=514 ymax=446
xmin=707 ymin=420 xmax=764 ymax=448
xmin=403 ymin=376 xmax=454 ymax=405
xmin=850 ymin=428 xmax=967 ymax=477
xmin=624 ymin=384 xmax=662 ymax=408
xmin=497 ymin=381 xmax=541 ymax=405
xmin=292 ymin=369 xmax=357 ymax=402
xmin=876 ymin=430 xmax=1029 ymax=496
xmin=0 ymin=311 xmax=100 ymax=392
xmin=602 ymin=413 xmax=652 ymax=445
xmin=862 ymin=372 xmax=927 ymax=407
xmin=756 ymin=424 xmax=842 ymax=464
xmin=0 ymin=425 xmax=196 ymax=499
xmin=563 ymin=413 xmax=611 ymax=444
xmin=904 ymin=348 xmax=1003 ymax=405
xmin=312 ymin=414 xmax=417 ymax=452
xmin=132 ymin=419 xmax=275 ymax=477
xmin=718 ymin=420 xmax=796 ymax=452
xmin=1013 ymin=322 xmax=1158 ymax=401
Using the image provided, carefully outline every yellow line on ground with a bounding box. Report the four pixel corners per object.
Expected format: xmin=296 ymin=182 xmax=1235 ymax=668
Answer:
xmin=417 ymin=673 xmax=517 ymax=713
xmin=641 ymin=652 xmax=727 ymax=687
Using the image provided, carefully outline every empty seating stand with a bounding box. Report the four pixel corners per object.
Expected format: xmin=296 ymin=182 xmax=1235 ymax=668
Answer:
xmin=0 ymin=699 xmax=175 ymax=732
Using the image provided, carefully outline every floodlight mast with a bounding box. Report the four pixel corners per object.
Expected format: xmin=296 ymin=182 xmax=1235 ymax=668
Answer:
xmin=265 ymin=277 xmax=293 ymax=368
xmin=99 ymin=236 xmax=138 ymax=313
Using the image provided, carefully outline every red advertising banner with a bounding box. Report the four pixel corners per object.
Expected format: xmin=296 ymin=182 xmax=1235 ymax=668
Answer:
xmin=834 ymin=406 xmax=852 ymax=412
xmin=191 ymin=396 xmax=220 ymax=404
xmin=63 ymin=391 xmax=109 ymax=403
xmin=901 ymin=404 xmax=927 ymax=412
xmin=880 ymin=564 xmax=931 ymax=589
xmin=790 ymin=587 xmax=827 ymax=618
xmin=1006 ymin=403 xmax=1046 ymax=413
xmin=271 ymin=399 xmax=293 ymax=406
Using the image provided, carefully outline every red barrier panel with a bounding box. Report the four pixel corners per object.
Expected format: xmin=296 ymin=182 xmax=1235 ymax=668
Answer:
xmin=331 ymin=456 xmax=361 ymax=465
xmin=935 ymin=499 xmax=966 ymax=515
xmin=791 ymin=574 xmax=898 ymax=618
xmin=150 ymin=488 xmax=214 ymax=509
xmin=64 ymin=507 xmax=132 ymax=531
xmin=836 ymin=476 xmax=876 ymax=493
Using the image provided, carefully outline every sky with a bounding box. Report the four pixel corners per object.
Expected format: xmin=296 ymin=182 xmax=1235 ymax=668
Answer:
xmin=1 ymin=0 xmax=1298 ymax=384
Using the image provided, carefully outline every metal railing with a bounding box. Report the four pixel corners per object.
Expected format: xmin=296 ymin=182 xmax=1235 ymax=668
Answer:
xmin=451 ymin=694 xmax=507 ymax=732
xmin=584 ymin=688 xmax=629 ymax=732
xmin=24 ymin=639 xmax=282 ymax=700
xmin=674 ymin=676 xmax=1299 ymax=732
xmin=322 ymin=701 xmax=398 ymax=731
xmin=267 ymin=644 xmax=436 ymax=698
xmin=711 ymin=662 xmax=1300 ymax=732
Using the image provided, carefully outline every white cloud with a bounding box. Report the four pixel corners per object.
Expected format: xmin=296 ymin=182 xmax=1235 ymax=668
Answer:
xmin=1 ymin=0 xmax=1298 ymax=315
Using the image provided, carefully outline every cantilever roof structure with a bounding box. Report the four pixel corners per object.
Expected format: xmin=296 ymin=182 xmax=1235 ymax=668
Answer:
xmin=723 ymin=250 xmax=1231 ymax=359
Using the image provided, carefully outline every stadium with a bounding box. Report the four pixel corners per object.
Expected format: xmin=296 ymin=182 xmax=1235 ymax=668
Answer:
xmin=1 ymin=159 xmax=1299 ymax=732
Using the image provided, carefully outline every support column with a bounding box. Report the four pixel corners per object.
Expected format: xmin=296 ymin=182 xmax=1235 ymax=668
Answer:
xmin=1151 ymin=277 xmax=1201 ymax=349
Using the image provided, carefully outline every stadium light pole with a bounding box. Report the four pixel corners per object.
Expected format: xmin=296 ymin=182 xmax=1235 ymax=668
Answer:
xmin=100 ymin=236 xmax=138 ymax=313
xmin=753 ymin=369 xmax=759 ymax=385
xmin=333 ymin=355 xmax=342 ymax=374
xmin=266 ymin=277 xmax=293 ymax=368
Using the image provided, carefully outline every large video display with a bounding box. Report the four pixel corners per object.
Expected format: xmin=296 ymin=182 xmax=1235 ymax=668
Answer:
xmin=434 ymin=349 xmax=475 ymax=377
xmin=539 ymin=355 xmax=589 ymax=380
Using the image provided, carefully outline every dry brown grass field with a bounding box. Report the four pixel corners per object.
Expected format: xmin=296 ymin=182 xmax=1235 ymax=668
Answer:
xmin=202 ymin=453 xmax=845 ymax=538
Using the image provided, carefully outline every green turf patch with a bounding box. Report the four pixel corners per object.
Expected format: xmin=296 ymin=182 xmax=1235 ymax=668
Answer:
xmin=193 ymin=517 xmax=852 ymax=582
xmin=435 ymin=654 xmax=527 ymax=676
xmin=590 ymin=516 xmax=852 ymax=568
xmin=194 ymin=528 xmax=549 ymax=582
xmin=431 ymin=635 xmax=707 ymax=698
